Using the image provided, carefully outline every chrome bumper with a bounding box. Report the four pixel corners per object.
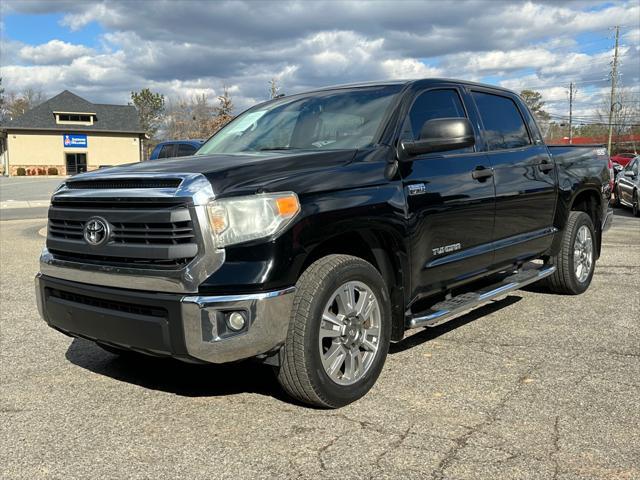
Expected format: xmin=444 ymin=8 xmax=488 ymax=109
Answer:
xmin=36 ymin=274 xmax=295 ymax=364
xmin=181 ymin=288 xmax=295 ymax=363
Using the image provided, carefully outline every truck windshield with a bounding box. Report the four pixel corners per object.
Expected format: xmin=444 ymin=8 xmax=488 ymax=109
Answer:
xmin=196 ymin=85 xmax=402 ymax=155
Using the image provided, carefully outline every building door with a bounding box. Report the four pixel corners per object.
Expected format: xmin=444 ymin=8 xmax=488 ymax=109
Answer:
xmin=66 ymin=153 xmax=87 ymax=175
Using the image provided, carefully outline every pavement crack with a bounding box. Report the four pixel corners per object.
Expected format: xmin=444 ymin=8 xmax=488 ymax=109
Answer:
xmin=317 ymin=435 xmax=341 ymax=471
xmin=318 ymin=411 xmax=406 ymax=437
xmin=430 ymin=361 xmax=544 ymax=480
xmin=368 ymin=424 xmax=412 ymax=479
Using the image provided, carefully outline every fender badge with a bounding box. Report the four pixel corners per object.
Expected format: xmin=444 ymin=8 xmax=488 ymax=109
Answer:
xmin=408 ymin=183 xmax=427 ymax=195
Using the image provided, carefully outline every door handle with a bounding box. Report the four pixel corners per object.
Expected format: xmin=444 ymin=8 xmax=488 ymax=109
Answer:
xmin=472 ymin=167 xmax=494 ymax=181
xmin=538 ymin=162 xmax=554 ymax=173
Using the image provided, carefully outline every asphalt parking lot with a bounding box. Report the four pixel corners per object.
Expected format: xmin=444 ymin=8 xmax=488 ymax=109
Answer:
xmin=1 ymin=210 xmax=639 ymax=479
xmin=0 ymin=177 xmax=65 ymax=221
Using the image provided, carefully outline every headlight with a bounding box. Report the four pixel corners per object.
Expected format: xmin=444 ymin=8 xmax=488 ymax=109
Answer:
xmin=206 ymin=192 xmax=300 ymax=247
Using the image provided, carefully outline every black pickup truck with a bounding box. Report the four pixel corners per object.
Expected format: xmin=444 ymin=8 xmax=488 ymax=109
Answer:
xmin=36 ymin=79 xmax=613 ymax=408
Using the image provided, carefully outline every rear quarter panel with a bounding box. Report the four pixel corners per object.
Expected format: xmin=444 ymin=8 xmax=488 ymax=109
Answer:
xmin=547 ymin=144 xmax=610 ymax=235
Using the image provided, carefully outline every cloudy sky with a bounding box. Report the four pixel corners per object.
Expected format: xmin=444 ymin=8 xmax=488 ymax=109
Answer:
xmin=1 ymin=0 xmax=639 ymax=123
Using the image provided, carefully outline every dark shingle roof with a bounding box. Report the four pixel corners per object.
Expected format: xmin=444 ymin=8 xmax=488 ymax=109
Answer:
xmin=1 ymin=90 xmax=144 ymax=134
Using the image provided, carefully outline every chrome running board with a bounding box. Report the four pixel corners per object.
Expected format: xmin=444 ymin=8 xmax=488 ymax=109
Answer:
xmin=407 ymin=263 xmax=556 ymax=329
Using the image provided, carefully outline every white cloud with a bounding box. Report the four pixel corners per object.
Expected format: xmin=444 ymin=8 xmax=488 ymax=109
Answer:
xmin=18 ymin=39 xmax=94 ymax=65
xmin=381 ymin=59 xmax=442 ymax=79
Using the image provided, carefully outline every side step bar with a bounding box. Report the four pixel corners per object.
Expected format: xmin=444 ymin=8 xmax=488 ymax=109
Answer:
xmin=407 ymin=263 xmax=556 ymax=329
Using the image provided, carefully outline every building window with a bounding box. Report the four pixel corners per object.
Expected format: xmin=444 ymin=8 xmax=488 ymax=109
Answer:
xmin=55 ymin=113 xmax=95 ymax=125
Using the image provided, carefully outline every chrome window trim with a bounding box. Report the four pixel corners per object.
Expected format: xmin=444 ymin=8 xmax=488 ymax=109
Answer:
xmin=40 ymin=173 xmax=224 ymax=294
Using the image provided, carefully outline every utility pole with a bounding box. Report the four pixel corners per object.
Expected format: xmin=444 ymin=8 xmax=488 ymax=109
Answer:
xmin=607 ymin=25 xmax=620 ymax=156
xmin=568 ymin=82 xmax=575 ymax=144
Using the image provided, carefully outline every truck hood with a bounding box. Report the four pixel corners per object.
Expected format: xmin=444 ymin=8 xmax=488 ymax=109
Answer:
xmin=74 ymin=149 xmax=360 ymax=197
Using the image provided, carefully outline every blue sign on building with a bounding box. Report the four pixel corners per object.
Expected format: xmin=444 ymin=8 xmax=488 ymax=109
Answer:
xmin=63 ymin=134 xmax=88 ymax=148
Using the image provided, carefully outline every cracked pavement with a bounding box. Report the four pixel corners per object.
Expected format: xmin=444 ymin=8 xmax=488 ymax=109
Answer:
xmin=1 ymin=210 xmax=639 ymax=479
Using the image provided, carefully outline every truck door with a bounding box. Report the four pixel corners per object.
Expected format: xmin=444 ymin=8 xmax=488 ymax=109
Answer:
xmin=469 ymin=90 xmax=557 ymax=267
xmin=400 ymin=88 xmax=496 ymax=301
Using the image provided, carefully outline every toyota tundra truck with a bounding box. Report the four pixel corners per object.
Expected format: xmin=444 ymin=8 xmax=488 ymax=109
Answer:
xmin=36 ymin=79 xmax=613 ymax=408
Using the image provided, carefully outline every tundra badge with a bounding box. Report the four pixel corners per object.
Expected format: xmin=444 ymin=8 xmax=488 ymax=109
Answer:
xmin=432 ymin=243 xmax=462 ymax=256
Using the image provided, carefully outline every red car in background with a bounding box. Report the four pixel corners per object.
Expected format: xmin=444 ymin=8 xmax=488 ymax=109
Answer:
xmin=611 ymin=152 xmax=637 ymax=167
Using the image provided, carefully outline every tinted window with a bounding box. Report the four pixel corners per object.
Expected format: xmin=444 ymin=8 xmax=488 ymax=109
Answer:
xmin=472 ymin=92 xmax=531 ymax=150
xmin=158 ymin=144 xmax=175 ymax=158
xmin=401 ymin=89 xmax=472 ymax=155
xmin=405 ymin=89 xmax=467 ymax=139
xmin=176 ymin=143 xmax=197 ymax=156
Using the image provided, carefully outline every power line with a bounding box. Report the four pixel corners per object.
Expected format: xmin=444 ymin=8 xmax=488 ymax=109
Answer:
xmin=509 ymin=78 xmax=611 ymax=90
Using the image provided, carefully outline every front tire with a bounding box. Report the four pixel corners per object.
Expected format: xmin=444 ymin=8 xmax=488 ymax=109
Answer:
xmin=542 ymin=211 xmax=596 ymax=295
xmin=633 ymin=191 xmax=639 ymax=217
xmin=276 ymin=254 xmax=391 ymax=408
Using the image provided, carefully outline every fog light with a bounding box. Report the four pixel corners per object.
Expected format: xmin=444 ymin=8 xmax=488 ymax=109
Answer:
xmin=227 ymin=311 xmax=246 ymax=331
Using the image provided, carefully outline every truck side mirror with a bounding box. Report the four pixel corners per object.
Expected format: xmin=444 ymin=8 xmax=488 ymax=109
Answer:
xmin=400 ymin=118 xmax=475 ymax=158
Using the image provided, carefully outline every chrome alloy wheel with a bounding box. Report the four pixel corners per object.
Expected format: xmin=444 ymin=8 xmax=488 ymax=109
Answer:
xmin=318 ymin=281 xmax=381 ymax=386
xmin=573 ymin=225 xmax=593 ymax=283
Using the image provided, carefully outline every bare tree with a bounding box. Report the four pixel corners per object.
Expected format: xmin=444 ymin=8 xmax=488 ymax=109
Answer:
xmin=269 ymin=78 xmax=283 ymax=99
xmin=595 ymin=87 xmax=640 ymax=153
xmin=164 ymin=88 xmax=235 ymax=140
xmin=3 ymin=87 xmax=45 ymax=121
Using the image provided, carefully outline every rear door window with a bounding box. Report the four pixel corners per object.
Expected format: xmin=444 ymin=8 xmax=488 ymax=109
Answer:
xmin=158 ymin=144 xmax=176 ymax=158
xmin=176 ymin=143 xmax=197 ymax=157
xmin=472 ymin=92 xmax=531 ymax=150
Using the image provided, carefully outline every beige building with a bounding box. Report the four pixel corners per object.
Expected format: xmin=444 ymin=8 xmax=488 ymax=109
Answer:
xmin=0 ymin=90 xmax=145 ymax=176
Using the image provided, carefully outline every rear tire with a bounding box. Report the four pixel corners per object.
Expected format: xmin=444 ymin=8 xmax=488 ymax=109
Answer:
xmin=542 ymin=211 xmax=596 ymax=295
xmin=276 ymin=254 xmax=391 ymax=408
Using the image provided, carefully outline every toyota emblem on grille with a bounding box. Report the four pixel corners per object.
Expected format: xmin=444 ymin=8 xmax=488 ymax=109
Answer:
xmin=83 ymin=217 xmax=110 ymax=246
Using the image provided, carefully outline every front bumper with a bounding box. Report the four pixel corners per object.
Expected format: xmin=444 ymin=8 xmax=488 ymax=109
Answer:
xmin=35 ymin=274 xmax=294 ymax=364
